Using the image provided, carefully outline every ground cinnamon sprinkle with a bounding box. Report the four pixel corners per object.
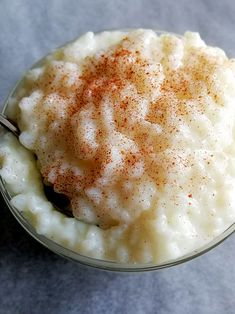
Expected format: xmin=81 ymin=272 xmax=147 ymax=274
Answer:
xmin=20 ymin=30 xmax=232 ymax=231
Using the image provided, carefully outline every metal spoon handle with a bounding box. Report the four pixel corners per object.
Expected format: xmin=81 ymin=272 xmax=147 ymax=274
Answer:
xmin=0 ymin=113 xmax=20 ymax=137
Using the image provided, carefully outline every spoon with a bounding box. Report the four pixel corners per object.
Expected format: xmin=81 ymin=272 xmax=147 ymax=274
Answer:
xmin=0 ymin=113 xmax=72 ymax=217
xmin=0 ymin=113 xmax=20 ymax=137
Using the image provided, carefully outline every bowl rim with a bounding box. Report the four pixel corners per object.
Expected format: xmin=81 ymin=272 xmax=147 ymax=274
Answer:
xmin=1 ymin=28 xmax=235 ymax=272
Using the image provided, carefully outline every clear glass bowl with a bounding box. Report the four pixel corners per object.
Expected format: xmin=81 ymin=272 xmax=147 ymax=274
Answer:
xmin=1 ymin=30 xmax=235 ymax=272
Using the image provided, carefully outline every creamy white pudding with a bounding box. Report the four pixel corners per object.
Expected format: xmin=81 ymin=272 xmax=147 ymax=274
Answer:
xmin=1 ymin=29 xmax=235 ymax=263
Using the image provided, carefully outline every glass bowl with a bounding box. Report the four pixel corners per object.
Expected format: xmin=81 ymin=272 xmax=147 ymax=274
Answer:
xmin=1 ymin=29 xmax=235 ymax=272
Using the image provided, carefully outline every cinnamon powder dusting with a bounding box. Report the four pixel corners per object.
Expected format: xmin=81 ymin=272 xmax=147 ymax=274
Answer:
xmin=22 ymin=31 xmax=227 ymax=229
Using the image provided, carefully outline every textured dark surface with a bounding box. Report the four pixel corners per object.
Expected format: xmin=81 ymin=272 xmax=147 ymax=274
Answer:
xmin=1 ymin=0 xmax=235 ymax=313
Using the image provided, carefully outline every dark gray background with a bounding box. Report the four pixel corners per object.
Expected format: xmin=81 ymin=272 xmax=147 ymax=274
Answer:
xmin=1 ymin=0 xmax=235 ymax=313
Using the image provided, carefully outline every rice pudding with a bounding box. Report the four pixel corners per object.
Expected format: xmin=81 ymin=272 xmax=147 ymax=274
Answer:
xmin=1 ymin=29 xmax=235 ymax=263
